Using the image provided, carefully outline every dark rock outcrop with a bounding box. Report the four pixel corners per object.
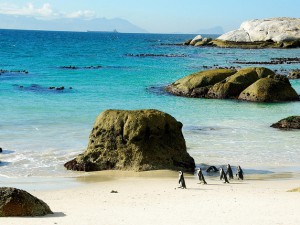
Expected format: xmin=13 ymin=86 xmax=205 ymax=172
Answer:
xmin=271 ymin=116 xmax=300 ymax=129
xmin=0 ymin=187 xmax=53 ymax=217
xmin=64 ymin=109 xmax=195 ymax=172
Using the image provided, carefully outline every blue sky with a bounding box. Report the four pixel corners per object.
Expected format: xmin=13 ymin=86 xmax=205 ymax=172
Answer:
xmin=0 ymin=0 xmax=299 ymax=33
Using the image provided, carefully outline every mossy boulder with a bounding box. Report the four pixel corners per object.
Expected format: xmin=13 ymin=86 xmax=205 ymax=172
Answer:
xmin=271 ymin=116 xmax=300 ymax=129
xmin=0 ymin=187 xmax=53 ymax=217
xmin=64 ymin=109 xmax=195 ymax=172
xmin=207 ymin=67 xmax=275 ymax=99
xmin=238 ymin=76 xmax=299 ymax=102
xmin=165 ymin=68 xmax=237 ymax=97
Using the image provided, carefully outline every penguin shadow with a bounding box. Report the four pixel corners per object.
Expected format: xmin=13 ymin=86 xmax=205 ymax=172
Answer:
xmin=0 ymin=161 xmax=10 ymax=166
xmin=0 ymin=149 xmax=15 ymax=154
xmin=43 ymin=212 xmax=66 ymax=218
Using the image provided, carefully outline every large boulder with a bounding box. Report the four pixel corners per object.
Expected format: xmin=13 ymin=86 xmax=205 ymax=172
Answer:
xmin=207 ymin=67 xmax=275 ymax=99
xmin=271 ymin=116 xmax=300 ymax=129
xmin=64 ymin=109 xmax=195 ymax=172
xmin=238 ymin=75 xmax=299 ymax=102
xmin=165 ymin=68 xmax=237 ymax=97
xmin=0 ymin=187 xmax=53 ymax=217
xmin=213 ymin=18 xmax=300 ymax=48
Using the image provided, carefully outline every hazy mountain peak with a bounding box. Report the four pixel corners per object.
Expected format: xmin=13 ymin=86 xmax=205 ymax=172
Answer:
xmin=0 ymin=14 xmax=147 ymax=33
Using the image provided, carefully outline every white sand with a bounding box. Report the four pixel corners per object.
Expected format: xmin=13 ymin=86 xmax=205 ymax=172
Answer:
xmin=2 ymin=171 xmax=300 ymax=225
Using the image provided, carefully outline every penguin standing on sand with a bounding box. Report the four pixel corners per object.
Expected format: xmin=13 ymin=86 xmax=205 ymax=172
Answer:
xmin=178 ymin=171 xmax=187 ymax=189
xmin=197 ymin=168 xmax=207 ymax=184
xmin=226 ymin=164 xmax=234 ymax=180
xmin=236 ymin=165 xmax=244 ymax=180
xmin=219 ymin=168 xmax=230 ymax=183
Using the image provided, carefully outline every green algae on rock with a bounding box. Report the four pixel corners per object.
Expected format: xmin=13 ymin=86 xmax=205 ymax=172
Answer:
xmin=0 ymin=187 xmax=53 ymax=217
xmin=165 ymin=68 xmax=237 ymax=97
xmin=64 ymin=109 xmax=195 ymax=172
xmin=207 ymin=67 xmax=275 ymax=99
xmin=271 ymin=116 xmax=300 ymax=129
xmin=238 ymin=76 xmax=299 ymax=102
xmin=166 ymin=67 xmax=299 ymax=102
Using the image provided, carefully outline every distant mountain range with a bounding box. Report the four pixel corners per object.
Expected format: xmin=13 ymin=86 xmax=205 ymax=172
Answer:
xmin=195 ymin=26 xmax=224 ymax=35
xmin=0 ymin=14 xmax=147 ymax=33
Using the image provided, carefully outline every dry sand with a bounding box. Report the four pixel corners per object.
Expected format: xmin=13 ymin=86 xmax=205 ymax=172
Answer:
xmin=2 ymin=170 xmax=300 ymax=225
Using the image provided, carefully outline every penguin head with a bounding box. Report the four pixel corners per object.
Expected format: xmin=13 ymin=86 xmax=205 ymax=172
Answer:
xmin=178 ymin=171 xmax=182 ymax=175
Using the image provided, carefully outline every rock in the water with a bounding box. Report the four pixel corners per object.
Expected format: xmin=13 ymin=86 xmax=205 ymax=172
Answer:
xmin=194 ymin=37 xmax=213 ymax=46
xmin=271 ymin=116 xmax=300 ymax=129
xmin=238 ymin=76 xmax=299 ymax=102
xmin=165 ymin=68 xmax=237 ymax=97
xmin=183 ymin=39 xmax=192 ymax=45
xmin=64 ymin=109 xmax=195 ymax=172
xmin=190 ymin=35 xmax=203 ymax=45
xmin=207 ymin=67 xmax=275 ymax=99
xmin=218 ymin=18 xmax=300 ymax=42
xmin=288 ymin=69 xmax=300 ymax=79
xmin=214 ymin=18 xmax=300 ymax=48
xmin=0 ymin=187 xmax=53 ymax=217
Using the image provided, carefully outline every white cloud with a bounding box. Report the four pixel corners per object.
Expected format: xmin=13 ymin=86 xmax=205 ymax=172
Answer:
xmin=0 ymin=2 xmax=96 ymax=19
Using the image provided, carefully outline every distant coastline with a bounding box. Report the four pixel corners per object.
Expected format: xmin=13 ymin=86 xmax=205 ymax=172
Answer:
xmin=87 ymin=29 xmax=119 ymax=33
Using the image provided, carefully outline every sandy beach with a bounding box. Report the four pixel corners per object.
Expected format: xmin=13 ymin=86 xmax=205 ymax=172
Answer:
xmin=1 ymin=170 xmax=300 ymax=225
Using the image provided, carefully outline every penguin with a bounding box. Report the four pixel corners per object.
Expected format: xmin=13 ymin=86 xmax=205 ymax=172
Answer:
xmin=219 ymin=168 xmax=229 ymax=183
xmin=206 ymin=165 xmax=219 ymax=173
xmin=197 ymin=168 xmax=207 ymax=184
xmin=226 ymin=164 xmax=234 ymax=180
xmin=236 ymin=165 xmax=244 ymax=180
xmin=178 ymin=171 xmax=187 ymax=189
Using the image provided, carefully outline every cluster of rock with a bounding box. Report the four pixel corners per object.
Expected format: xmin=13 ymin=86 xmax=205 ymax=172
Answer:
xmin=288 ymin=69 xmax=300 ymax=79
xmin=165 ymin=67 xmax=299 ymax=102
xmin=60 ymin=65 xmax=102 ymax=70
xmin=0 ymin=187 xmax=52 ymax=217
xmin=0 ymin=69 xmax=29 ymax=75
xmin=65 ymin=109 xmax=195 ymax=173
xmin=184 ymin=18 xmax=300 ymax=48
xmin=125 ymin=53 xmax=188 ymax=58
xmin=183 ymin=35 xmax=213 ymax=47
xmin=271 ymin=116 xmax=300 ymax=129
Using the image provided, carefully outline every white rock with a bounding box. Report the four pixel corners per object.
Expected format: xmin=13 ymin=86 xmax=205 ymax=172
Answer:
xmin=217 ymin=18 xmax=300 ymax=42
xmin=190 ymin=35 xmax=203 ymax=45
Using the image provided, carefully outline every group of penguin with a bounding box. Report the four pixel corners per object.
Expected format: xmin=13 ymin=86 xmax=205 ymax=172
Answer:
xmin=178 ymin=164 xmax=244 ymax=189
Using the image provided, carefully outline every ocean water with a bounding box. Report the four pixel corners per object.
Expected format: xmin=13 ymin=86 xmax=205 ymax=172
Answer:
xmin=0 ymin=29 xmax=300 ymax=179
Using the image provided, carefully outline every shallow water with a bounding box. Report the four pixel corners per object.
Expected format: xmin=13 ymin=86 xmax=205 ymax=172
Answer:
xmin=0 ymin=29 xmax=300 ymax=180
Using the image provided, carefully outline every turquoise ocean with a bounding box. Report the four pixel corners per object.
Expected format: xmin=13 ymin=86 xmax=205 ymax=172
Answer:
xmin=0 ymin=29 xmax=300 ymax=181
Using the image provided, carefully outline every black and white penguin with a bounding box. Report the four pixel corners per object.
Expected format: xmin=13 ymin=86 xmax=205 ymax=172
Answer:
xmin=197 ymin=168 xmax=207 ymax=184
xmin=226 ymin=164 xmax=234 ymax=180
xmin=178 ymin=171 xmax=187 ymax=189
xmin=236 ymin=165 xmax=244 ymax=180
xmin=219 ymin=168 xmax=230 ymax=183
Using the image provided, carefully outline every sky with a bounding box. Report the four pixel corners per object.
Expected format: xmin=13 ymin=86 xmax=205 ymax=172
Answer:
xmin=0 ymin=0 xmax=299 ymax=33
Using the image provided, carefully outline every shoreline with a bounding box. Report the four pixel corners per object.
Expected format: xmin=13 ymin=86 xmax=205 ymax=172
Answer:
xmin=1 ymin=169 xmax=300 ymax=191
xmin=1 ymin=170 xmax=300 ymax=225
